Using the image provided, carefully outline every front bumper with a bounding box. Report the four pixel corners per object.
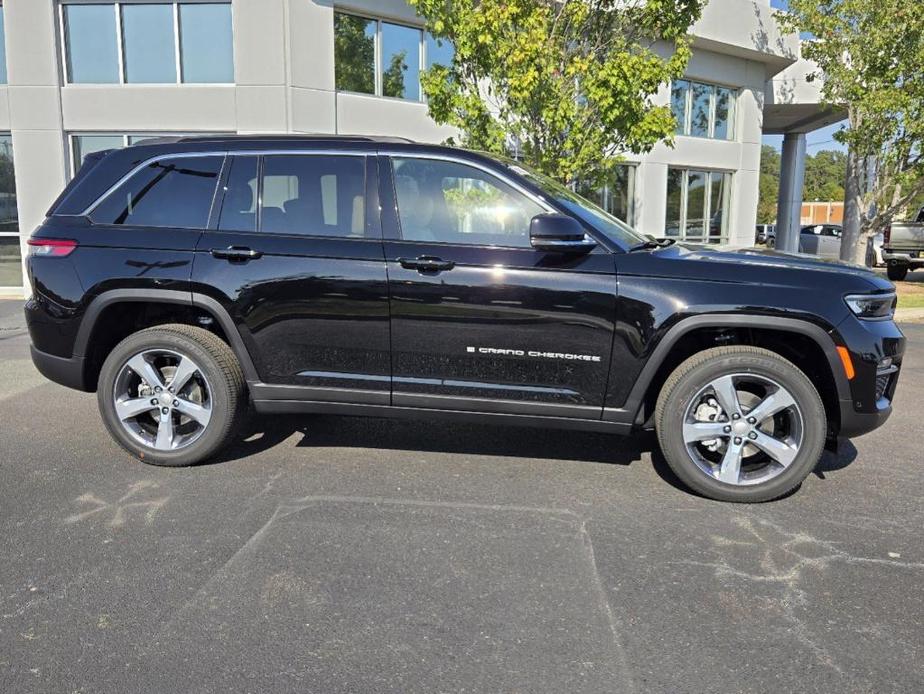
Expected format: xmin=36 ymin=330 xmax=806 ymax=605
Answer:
xmin=833 ymin=314 xmax=904 ymax=438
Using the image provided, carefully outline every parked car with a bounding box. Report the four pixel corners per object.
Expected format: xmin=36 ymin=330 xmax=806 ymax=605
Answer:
xmin=756 ymin=224 xmax=774 ymax=245
xmin=25 ymin=136 xmax=904 ymax=503
xmin=881 ymin=206 xmax=924 ymax=281
xmin=799 ymin=224 xmax=843 ymax=259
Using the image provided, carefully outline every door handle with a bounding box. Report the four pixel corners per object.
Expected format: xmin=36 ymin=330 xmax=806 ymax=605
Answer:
xmin=397 ymin=256 xmax=455 ymax=272
xmin=210 ymin=246 xmax=263 ymax=261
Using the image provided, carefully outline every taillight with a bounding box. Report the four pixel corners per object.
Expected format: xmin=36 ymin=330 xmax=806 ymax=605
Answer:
xmin=883 ymin=225 xmax=891 ymax=244
xmin=27 ymin=238 xmax=77 ymax=257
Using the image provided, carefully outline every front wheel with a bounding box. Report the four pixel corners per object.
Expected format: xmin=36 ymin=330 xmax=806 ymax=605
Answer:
xmin=655 ymin=346 xmax=826 ymax=503
xmin=97 ymin=324 xmax=246 ymax=466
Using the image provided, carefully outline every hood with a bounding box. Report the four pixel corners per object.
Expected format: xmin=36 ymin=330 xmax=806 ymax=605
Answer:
xmin=645 ymin=243 xmax=893 ymax=291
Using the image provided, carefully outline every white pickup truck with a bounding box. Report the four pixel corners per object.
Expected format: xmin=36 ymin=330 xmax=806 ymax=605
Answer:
xmin=882 ymin=206 xmax=924 ymax=280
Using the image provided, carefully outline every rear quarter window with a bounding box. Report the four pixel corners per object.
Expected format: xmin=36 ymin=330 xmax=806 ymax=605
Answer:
xmin=90 ymin=155 xmax=223 ymax=228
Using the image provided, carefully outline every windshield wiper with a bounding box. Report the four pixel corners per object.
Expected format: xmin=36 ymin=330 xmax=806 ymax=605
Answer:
xmin=628 ymin=238 xmax=676 ymax=252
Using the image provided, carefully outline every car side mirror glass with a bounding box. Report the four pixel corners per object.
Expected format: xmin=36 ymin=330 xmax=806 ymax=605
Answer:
xmin=529 ymin=213 xmax=596 ymax=253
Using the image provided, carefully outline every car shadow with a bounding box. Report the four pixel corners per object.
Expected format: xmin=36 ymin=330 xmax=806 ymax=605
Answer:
xmin=212 ymin=413 xmax=656 ymax=467
xmin=211 ymin=414 xmax=860 ymax=497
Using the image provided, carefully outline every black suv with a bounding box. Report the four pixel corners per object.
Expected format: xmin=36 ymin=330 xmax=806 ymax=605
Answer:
xmin=25 ymin=136 xmax=903 ymax=502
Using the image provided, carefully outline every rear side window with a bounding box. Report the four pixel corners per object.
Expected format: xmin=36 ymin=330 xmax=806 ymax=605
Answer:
xmin=90 ymin=156 xmax=223 ymax=228
xmin=260 ymin=155 xmax=366 ymax=237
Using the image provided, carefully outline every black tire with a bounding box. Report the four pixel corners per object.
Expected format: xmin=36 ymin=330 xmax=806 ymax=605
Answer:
xmin=655 ymin=346 xmax=826 ymax=503
xmin=887 ymin=264 xmax=908 ymax=282
xmin=97 ymin=324 xmax=246 ymax=466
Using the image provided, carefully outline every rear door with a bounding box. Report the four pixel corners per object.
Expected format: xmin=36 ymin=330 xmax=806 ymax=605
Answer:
xmin=193 ymin=152 xmax=391 ymax=402
xmin=379 ymin=154 xmax=616 ymax=418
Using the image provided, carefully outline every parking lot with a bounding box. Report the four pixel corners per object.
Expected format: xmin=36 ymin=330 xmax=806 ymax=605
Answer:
xmin=1 ymin=298 xmax=922 ymax=693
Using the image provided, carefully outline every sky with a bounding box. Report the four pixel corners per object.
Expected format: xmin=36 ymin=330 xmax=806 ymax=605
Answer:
xmin=761 ymin=0 xmax=847 ymax=153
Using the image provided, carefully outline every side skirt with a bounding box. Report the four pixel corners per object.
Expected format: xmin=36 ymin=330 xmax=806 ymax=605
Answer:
xmin=252 ymin=398 xmax=632 ymax=435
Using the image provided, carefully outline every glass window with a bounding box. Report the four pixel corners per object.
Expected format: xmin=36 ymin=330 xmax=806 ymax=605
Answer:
xmin=665 ymin=169 xmax=684 ymax=238
xmin=217 ymin=156 xmax=258 ymax=232
xmin=64 ymin=4 xmax=120 ymax=83
xmin=392 ymin=158 xmax=544 ymax=247
xmin=260 ymin=156 xmax=366 ymax=237
xmin=708 ymin=171 xmax=728 ymax=240
xmin=179 ymin=3 xmax=234 ymax=83
xmin=0 ymin=135 xmax=20 ymax=287
xmin=381 ymin=22 xmax=421 ymax=100
xmin=689 ymin=83 xmax=712 ymax=138
xmin=91 ymin=155 xmax=222 ymax=228
xmin=73 ymin=135 xmax=125 ymax=169
xmin=665 ymin=167 xmax=731 ymax=244
xmin=576 ymin=165 xmax=636 ymax=226
xmin=122 ymin=4 xmax=177 ymax=83
xmin=0 ymin=11 xmax=7 ymax=84
xmin=714 ymin=87 xmax=734 ymax=140
xmin=334 ymin=13 xmax=375 ymax=95
xmin=425 ymin=33 xmax=454 ymax=69
xmin=670 ymin=80 xmax=689 ymax=135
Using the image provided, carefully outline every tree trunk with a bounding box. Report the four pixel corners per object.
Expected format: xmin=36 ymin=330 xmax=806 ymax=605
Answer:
xmin=840 ymin=146 xmax=865 ymax=264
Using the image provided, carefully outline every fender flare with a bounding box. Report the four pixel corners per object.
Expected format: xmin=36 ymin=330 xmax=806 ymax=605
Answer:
xmin=604 ymin=314 xmax=850 ymax=425
xmin=73 ymin=288 xmax=259 ymax=382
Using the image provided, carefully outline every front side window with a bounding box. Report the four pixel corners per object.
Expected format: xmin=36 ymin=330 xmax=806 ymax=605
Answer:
xmin=665 ymin=167 xmax=731 ymax=244
xmin=334 ymin=12 xmax=453 ymax=103
xmin=259 ymin=155 xmax=366 ymax=238
xmin=62 ymin=2 xmax=234 ymax=84
xmin=90 ymin=155 xmax=222 ymax=228
xmin=0 ymin=134 xmax=20 ymax=288
xmin=392 ymin=158 xmax=544 ymax=247
xmin=671 ymin=79 xmax=737 ymax=141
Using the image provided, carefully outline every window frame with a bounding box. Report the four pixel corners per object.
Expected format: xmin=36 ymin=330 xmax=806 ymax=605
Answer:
xmin=671 ymin=79 xmax=738 ymax=141
xmin=665 ymin=166 xmax=733 ymax=245
xmin=0 ymin=131 xmax=20 ymax=291
xmin=387 ymin=153 xmax=554 ymax=249
xmin=334 ymin=10 xmax=448 ymax=104
xmin=58 ymin=0 xmax=234 ymax=86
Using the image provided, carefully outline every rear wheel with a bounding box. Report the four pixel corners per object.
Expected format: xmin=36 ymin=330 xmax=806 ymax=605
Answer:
xmin=97 ymin=324 xmax=246 ymax=466
xmin=887 ymin=263 xmax=908 ymax=281
xmin=655 ymin=346 xmax=826 ymax=502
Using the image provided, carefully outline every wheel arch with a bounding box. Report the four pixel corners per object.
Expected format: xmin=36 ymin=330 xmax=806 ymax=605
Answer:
xmin=74 ymin=289 xmax=259 ymax=390
xmin=607 ymin=314 xmax=851 ymax=432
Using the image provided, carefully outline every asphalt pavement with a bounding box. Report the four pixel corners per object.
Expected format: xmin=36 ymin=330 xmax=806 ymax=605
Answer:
xmin=1 ymin=298 xmax=922 ymax=693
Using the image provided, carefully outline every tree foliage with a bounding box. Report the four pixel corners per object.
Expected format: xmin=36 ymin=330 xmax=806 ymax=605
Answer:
xmin=777 ymin=0 xmax=924 ymax=262
xmin=409 ymin=0 xmax=706 ymax=186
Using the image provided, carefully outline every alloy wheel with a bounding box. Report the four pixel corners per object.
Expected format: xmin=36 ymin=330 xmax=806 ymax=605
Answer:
xmin=682 ymin=373 xmax=804 ymax=486
xmin=112 ymin=349 xmax=213 ymax=451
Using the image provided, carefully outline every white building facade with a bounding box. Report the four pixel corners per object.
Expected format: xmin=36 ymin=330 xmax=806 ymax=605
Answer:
xmin=0 ymin=0 xmax=837 ymax=295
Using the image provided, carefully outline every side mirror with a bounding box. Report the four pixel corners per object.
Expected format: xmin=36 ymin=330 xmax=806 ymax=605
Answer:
xmin=529 ymin=213 xmax=597 ymax=253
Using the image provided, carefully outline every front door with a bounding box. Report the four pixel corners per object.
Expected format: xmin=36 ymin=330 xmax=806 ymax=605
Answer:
xmin=194 ymin=152 xmax=391 ymax=403
xmin=381 ymin=155 xmax=616 ymax=418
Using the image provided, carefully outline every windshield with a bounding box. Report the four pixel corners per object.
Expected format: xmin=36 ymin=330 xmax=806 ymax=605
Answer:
xmin=487 ymin=155 xmax=647 ymax=248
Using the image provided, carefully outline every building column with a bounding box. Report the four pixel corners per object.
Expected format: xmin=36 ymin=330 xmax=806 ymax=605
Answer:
xmin=775 ymin=132 xmax=806 ymax=253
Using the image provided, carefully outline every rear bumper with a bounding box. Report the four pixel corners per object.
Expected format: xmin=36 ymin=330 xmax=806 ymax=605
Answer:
xmin=30 ymin=345 xmax=89 ymax=392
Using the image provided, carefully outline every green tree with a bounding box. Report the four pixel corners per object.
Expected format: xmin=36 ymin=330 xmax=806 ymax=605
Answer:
xmin=803 ymin=149 xmax=846 ymax=202
xmin=409 ymin=0 xmax=706 ymax=187
xmin=777 ymin=0 xmax=924 ymax=264
xmin=758 ymin=145 xmax=781 ymax=224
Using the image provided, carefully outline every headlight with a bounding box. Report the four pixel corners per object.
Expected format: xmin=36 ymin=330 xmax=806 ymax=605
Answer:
xmin=844 ymin=293 xmax=896 ymax=320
